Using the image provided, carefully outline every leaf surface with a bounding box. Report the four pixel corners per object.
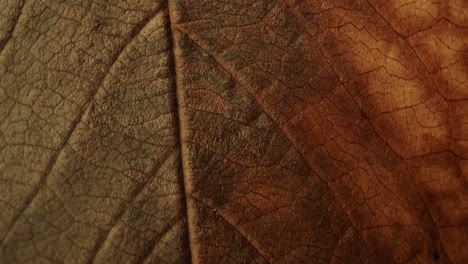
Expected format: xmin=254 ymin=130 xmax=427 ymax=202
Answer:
xmin=0 ymin=0 xmax=466 ymax=263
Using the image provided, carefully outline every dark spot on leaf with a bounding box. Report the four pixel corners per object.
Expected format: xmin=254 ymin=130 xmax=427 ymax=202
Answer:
xmin=204 ymin=37 xmax=217 ymax=46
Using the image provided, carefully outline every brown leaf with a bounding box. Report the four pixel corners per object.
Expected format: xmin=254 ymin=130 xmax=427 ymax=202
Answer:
xmin=0 ymin=0 xmax=466 ymax=263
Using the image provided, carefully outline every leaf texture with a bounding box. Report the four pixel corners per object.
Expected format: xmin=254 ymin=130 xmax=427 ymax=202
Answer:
xmin=0 ymin=0 xmax=466 ymax=263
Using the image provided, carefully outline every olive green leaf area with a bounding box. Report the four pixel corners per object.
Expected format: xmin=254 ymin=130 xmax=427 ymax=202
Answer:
xmin=0 ymin=0 xmax=466 ymax=263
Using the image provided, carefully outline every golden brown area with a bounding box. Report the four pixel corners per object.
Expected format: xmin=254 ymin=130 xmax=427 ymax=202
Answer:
xmin=0 ymin=0 xmax=466 ymax=263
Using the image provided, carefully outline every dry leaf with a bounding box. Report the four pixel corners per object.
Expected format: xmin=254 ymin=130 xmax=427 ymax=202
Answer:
xmin=0 ymin=0 xmax=466 ymax=263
